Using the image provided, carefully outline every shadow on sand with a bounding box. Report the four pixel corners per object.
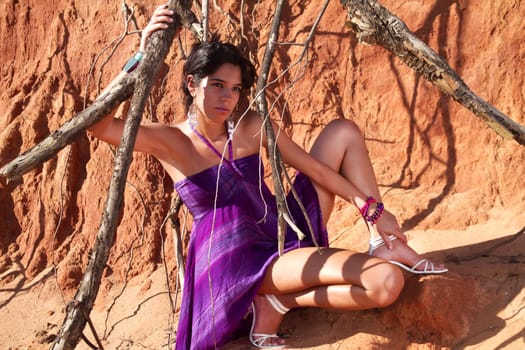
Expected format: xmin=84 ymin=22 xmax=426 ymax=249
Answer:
xmin=225 ymin=227 xmax=524 ymax=349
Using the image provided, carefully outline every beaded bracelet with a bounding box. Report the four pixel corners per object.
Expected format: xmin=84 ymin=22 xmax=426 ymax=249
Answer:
xmin=365 ymin=202 xmax=384 ymax=225
xmin=359 ymin=196 xmax=376 ymax=217
xmin=122 ymin=51 xmax=144 ymax=73
xmin=359 ymin=196 xmax=385 ymax=225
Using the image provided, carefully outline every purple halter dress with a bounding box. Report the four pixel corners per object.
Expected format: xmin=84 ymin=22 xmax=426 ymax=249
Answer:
xmin=173 ymin=132 xmax=328 ymax=349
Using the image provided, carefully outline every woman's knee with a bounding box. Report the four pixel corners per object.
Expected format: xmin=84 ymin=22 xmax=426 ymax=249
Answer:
xmin=324 ymin=118 xmax=364 ymax=144
xmin=311 ymin=118 xmax=365 ymax=161
xmin=372 ymin=264 xmax=405 ymax=307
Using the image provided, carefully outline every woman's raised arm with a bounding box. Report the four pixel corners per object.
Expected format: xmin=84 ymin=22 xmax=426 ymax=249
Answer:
xmin=257 ymin=116 xmax=406 ymax=246
xmin=87 ymin=5 xmax=180 ymax=157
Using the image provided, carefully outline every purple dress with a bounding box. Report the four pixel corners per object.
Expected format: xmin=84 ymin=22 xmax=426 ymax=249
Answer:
xmin=174 ymin=153 xmax=328 ymax=349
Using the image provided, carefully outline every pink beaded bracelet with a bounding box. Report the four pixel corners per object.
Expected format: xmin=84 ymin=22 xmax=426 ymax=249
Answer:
xmin=359 ymin=196 xmax=384 ymax=225
xmin=359 ymin=196 xmax=376 ymax=216
xmin=365 ymin=202 xmax=384 ymax=225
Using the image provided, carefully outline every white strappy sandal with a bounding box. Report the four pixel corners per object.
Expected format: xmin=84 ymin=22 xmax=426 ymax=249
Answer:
xmin=249 ymin=294 xmax=290 ymax=349
xmin=369 ymin=235 xmax=448 ymax=274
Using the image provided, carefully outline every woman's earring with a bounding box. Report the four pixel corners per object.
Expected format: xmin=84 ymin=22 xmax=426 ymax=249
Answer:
xmin=188 ymin=104 xmax=197 ymax=130
xmin=227 ymin=117 xmax=235 ymax=138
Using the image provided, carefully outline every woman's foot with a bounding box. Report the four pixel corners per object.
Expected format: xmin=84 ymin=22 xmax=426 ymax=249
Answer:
xmin=369 ymin=236 xmax=447 ymax=274
xmin=250 ymin=294 xmax=288 ymax=348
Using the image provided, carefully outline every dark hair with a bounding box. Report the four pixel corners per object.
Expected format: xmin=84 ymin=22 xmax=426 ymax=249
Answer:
xmin=182 ymin=40 xmax=256 ymax=113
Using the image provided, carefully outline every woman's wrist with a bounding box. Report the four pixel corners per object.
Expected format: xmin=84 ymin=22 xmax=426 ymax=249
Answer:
xmin=139 ymin=36 xmax=147 ymax=53
xmin=359 ymin=196 xmax=384 ymax=225
xmin=122 ymin=50 xmax=145 ymax=73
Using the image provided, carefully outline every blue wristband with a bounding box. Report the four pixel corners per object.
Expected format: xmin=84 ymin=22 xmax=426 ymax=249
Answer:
xmin=122 ymin=51 xmax=145 ymax=73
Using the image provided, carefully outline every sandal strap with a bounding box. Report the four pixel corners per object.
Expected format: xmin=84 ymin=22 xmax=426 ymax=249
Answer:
xmin=412 ymin=259 xmax=432 ymax=272
xmin=252 ymin=333 xmax=279 ymax=339
xmin=251 ymin=333 xmax=285 ymax=348
xmin=265 ymin=294 xmax=289 ymax=315
xmin=249 ymin=301 xmax=287 ymax=349
xmin=368 ymin=235 xmax=397 ymax=254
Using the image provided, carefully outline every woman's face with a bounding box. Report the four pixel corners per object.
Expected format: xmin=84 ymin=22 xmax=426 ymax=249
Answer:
xmin=188 ymin=63 xmax=243 ymax=124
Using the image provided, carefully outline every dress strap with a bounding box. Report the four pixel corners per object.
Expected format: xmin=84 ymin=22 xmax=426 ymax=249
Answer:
xmin=190 ymin=122 xmax=243 ymax=177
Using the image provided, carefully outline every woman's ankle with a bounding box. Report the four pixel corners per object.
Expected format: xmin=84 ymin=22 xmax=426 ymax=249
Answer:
xmin=265 ymin=294 xmax=290 ymax=315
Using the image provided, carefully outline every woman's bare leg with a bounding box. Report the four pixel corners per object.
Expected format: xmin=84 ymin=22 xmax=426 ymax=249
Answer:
xmin=251 ymin=247 xmax=404 ymax=344
xmin=309 ymin=118 xmax=381 ymax=223
xmin=251 ymin=119 xmax=442 ymax=345
xmin=260 ymin=247 xmax=404 ymax=307
xmin=308 ymin=119 xmax=445 ymax=270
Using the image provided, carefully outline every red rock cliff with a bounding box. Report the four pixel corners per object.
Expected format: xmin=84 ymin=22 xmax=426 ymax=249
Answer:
xmin=1 ymin=0 xmax=524 ymax=348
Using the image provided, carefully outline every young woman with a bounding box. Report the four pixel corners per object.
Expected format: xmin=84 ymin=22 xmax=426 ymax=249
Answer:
xmin=89 ymin=5 xmax=447 ymax=349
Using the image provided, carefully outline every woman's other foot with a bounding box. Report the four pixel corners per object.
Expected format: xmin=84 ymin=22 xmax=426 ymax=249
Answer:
xmin=369 ymin=236 xmax=447 ymax=274
xmin=249 ymin=294 xmax=288 ymax=348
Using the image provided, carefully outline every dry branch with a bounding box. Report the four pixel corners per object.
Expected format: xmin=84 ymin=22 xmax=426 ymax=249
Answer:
xmin=341 ymin=0 xmax=525 ymax=145
xmin=202 ymin=0 xmax=210 ymax=41
xmin=273 ymin=0 xmax=331 ymax=249
xmin=169 ymin=194 xmax=186 ymax=289
xmin=255 ymin=0 xmax=289 ymax=255
xmin=0 ymin=75 xmax=134 ymax=181
xmin=50 ymin=2 xmax=192 ymax=349
xmin=0 ymin=4 xmax=202 ymax=183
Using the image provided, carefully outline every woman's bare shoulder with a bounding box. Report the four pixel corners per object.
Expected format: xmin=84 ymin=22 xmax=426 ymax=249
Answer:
xmin=238 ymin=110 xmax=287 ymax=146
xmin=238 ymin=110 xmax=264 ymax=134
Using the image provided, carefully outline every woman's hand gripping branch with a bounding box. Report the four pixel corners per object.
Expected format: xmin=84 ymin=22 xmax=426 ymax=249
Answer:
xmin=139 ymin=4 xmax=175 ymax=52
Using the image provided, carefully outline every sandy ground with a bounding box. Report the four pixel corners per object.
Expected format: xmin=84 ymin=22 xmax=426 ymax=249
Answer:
xmin=2 ymin=1 xmax=524 ymax=349
xmin=1 ymin=207 xmax=524 ymax=350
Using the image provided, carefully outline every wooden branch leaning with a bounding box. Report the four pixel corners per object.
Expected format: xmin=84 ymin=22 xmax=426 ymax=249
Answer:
xmin=0 ymin=3 xmax=202 ymax=183
xmin=0 ymin=75 xmax=134 ymax=181
xmin=50 ymin=2 xmax=195 ymax=349
xmin=169 ymin=194 xmax=186 ymax=290
xmin=341 ymin=0 xmax=525 ymax=145
xmin=277 ymin=0 xmax=331 ymax=250
xmin=254 ymin=0 xmax=289 ymax=256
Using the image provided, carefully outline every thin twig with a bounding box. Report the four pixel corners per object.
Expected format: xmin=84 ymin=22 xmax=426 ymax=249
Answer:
xmin=84 ymin=1 xmax=139 ymax=108
xmin=102 ymin=181 xmax=148 ymax=339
